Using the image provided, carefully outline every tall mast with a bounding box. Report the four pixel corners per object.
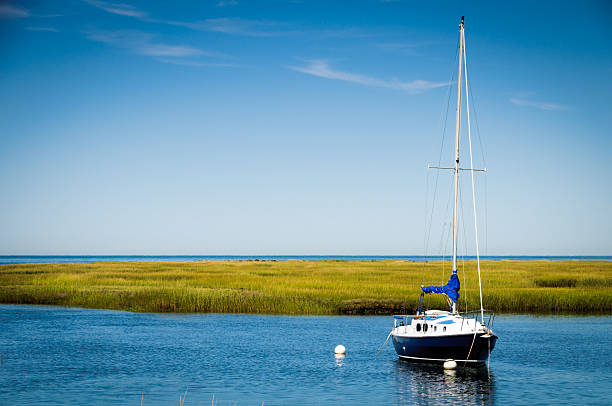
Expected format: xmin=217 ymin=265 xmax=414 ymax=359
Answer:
xmin=452 ymin=16 xmax=464 ymax=275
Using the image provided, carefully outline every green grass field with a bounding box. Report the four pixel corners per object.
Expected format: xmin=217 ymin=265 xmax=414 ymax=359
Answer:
xmin=0 ymin=260 xmax=610 ymax=315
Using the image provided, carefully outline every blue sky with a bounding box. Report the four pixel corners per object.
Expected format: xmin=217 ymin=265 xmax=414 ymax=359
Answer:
xmin=0 ymin=1 xmax=610 ymax=255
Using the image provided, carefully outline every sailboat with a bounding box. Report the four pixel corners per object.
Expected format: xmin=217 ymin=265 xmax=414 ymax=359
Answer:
xmin=390 ymin=17 xmax=498 ymax=365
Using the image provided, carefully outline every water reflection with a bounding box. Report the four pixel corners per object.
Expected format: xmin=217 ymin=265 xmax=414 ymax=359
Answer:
xmin=334 ymin=353 xmax=345 ymax=367
xmin=392 ymin=361 xmax=495 ymax=405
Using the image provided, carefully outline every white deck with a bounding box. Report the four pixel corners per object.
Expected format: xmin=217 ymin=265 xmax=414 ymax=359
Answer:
xmin=391 ymin=310 xmax=488 ymax=338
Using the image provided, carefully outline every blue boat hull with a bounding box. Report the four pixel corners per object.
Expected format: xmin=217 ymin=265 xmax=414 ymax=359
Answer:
xmin=392 ymin=333 xmax=497 ymax=364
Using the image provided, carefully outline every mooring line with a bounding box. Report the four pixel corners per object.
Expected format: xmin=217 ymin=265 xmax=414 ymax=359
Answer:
xmin=377 ymin=331 xmax=393 ymax=356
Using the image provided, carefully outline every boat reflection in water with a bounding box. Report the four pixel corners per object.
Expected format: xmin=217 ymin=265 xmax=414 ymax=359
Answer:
xmin=392 ymin=361 xmax=495 ymax=405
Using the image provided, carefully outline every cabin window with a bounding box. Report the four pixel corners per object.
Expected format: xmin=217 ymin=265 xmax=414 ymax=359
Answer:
xmin=423 ymin=323 xmax=428 ymax=332
xmin=443 ymin=326 xmax=447 ymax=332
xmin=416 ymin=323 xmax=421 ymax=332
xmin=434 ymin=326 xmax=437 ymax=332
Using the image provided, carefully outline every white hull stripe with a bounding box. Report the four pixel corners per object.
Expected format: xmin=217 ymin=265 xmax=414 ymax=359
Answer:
xmin=398 ymin=355 xmax=482 ymax=363
xmin=392 ymin=332 xmax=483 ymax=339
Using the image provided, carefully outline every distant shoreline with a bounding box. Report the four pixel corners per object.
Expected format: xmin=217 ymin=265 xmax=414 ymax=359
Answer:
xmin=1 ymin=260 xmax=610 ymax=315
xmin=1 ymin=255 xmax=611 ymax=265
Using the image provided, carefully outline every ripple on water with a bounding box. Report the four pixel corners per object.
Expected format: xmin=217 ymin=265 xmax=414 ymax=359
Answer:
xmin=0 ymin=306 xmax=610 ymax=405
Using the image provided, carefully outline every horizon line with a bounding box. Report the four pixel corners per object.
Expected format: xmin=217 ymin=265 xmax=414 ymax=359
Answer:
xmin=1 ymin=254 xmax=610 ymax=257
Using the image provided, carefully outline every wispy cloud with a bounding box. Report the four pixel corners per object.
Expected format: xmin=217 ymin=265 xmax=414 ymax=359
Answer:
xmin=290 ymin=59 xmax=448 ymax=93
xmin=156 ymin=58 xmax=240 ymax=68
xmin=82 ymin=1 xmax=371 ymax=38
xmin=82 ymin=0 xmax=370 ymax=38
xmin=156 ymin=17 xmax=290 ymax=37
xmin=0 ymin=4 xmax=30 ymax=18
xmin=84 ymin=0 xmax=147 ymax=18
xmin=82 ymin=1 xmax=290 ymax=37
xmin=85 ymin=29 xmax=232 ymax=67
xmin=87 ymin=30 xmax=195 ymax=57
xmin=510 ymin=97 xmax=569 ymax=111
xmin=197 ymin=17 xmax=285 ymax=36
xmin=217 ymin=0 xmax=238 ymax=6
xmin=139 ymin=44 xmax=202 ymax=57
xmin=86 ymin=30 xmax=202 ymax=57
xmin=25 ymin=26 xmax=59 ymax=32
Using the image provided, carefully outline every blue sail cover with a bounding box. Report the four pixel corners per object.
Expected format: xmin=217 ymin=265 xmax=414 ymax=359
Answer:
xmin=422 ymin=271 xmax=460 ymax=303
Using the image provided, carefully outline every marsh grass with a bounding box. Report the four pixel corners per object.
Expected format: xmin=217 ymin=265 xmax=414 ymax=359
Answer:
xmin=0 ymin=260 xmax=610 ymax=314
xmin=534 ymin=278 xmax=578 ymax=288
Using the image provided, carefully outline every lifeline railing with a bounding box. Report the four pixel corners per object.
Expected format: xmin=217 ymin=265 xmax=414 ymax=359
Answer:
xmin=459 ymin=309 xmax=496 ymax=331
xmin=392 ymin=309 xmax=495 ymax=331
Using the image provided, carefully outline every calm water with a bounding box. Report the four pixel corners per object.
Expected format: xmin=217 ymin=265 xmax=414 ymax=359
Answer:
xmin=1 ymin=306 xmax=611 ymax=405
xmin=1 ymin=255 xmax=611 ymax=264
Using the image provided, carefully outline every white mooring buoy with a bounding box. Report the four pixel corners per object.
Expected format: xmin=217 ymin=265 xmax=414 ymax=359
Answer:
xmin=334 ymin=345 xmax=346 ymax=355
xmin=443 ymin=359 xmax=457 ymax=370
